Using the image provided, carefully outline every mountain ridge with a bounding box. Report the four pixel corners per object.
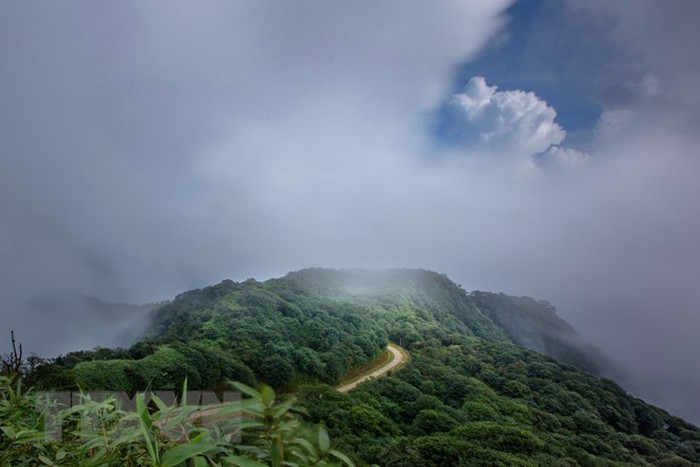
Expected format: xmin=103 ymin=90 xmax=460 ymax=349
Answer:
xmin=20 ymin=267 xmax=700 ymax=465
xmin=279 ymin=268 xmax=606 ymax=373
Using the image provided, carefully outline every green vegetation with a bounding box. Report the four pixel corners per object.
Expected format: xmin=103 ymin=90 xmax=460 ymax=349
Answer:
xmin=469 ymin=292 xmax=608 ymax=373
xmin=299 ymin=340 xmax=700 ymax=465
xmin=25 ymin=276 xmax=390 ymax=392
xmin=0 ymin=375 xmax=353 ymax=466
xmin=15 ymin=268 xmax=700 ymax=465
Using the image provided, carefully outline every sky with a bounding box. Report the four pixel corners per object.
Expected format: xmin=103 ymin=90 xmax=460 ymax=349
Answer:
xmin=1 ymin=0 xmax=700 ymax=422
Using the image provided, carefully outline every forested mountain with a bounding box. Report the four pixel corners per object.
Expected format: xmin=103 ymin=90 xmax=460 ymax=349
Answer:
xmin=284 ymin=269 xmax=607 ymax=373
xmin=21 ymin=268 xmax=700 ymax=465
xmin=469 ymin=291 xmax=609 ymax=374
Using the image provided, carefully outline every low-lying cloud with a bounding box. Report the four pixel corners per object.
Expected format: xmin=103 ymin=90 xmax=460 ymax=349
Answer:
xmin=1 ymin=0 xmax=699 ymax=424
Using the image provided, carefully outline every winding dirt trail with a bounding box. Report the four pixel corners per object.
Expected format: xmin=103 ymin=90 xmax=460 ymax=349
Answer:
xmin=159 ymin=343 xmax=409 ymax=427
xmin=336 ymin=343 xmax=407 ymax=393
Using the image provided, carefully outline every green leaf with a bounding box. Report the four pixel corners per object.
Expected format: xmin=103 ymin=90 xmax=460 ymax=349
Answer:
xmin=318 ymin=426 xmax=330 ymax=452
xmin=229 ymin=382 xmax=261 ymax=401
xmin=13 ymin=429 xmax=42 ymax=443
xmin=212 ymin=398 xmax=253 ymax=416
xmin=161 ymin=441 xmax=219 ymax=467
xmin=329 ymin=449 xmax=355 ymax=467
xmin=181 ymin=377 xmax=189 ymax=408
xmin=260 ymin=385 xmax=275 ymax=407
xmin=1 ymin=426 xmax=16 ymax=440
xmin=270 ymin=437 xmax=282 ymax=467
xmin=235 ymin=444 xmax=267 ymax=457
xmin=135 ymin=393 xmax=159 ymax=465
xmin=291 ymin=437 xmax=317 ymax=457
xmin=222 ymin=455 xmax=267 ymax=467
xmin=271 ymin=398 xmax=295 ymax=418
xmin=151 ymin=394 xmax=169 ymax=413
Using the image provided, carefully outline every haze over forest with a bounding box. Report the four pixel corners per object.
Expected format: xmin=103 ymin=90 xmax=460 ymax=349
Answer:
xmin=2 ymin=0 xmax=700 ymax=425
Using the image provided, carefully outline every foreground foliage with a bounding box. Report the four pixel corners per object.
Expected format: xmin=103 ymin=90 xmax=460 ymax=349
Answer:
xmin=0 ymin=376 xmax=353 ymax=466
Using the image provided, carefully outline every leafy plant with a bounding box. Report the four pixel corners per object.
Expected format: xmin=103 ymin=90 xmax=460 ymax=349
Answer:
xmin=0 ymin=376 xmax=353 ymax=466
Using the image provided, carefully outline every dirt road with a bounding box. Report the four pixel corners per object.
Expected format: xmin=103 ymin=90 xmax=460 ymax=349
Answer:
xmin=336 ymin=343 xmax=407 ymax=393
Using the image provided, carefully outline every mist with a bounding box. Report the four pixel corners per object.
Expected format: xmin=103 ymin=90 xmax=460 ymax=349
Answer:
xmin=1 ymin=1 xmax=699 ymax=423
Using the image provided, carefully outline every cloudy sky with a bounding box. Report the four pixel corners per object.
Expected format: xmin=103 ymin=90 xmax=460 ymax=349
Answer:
xmin=2 ymin=1 xmax=700 ymax=422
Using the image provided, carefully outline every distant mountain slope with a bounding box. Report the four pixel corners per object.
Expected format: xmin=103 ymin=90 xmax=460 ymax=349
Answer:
xmin=280 ymin=268 xmax=509 ymax=342
xmin=21 ymin=268 xmax=700 ymax=465
xmin=26 ymin=273 xmax=408 ymax=391
xmin=282 ymin=268 xmax=605 ymax=372
xmin=33 ymin=268 xmax=607 ymax=391
xmin=469 ymin=291 xmax=609 ymax=374
xmin=17 ymin=290 xmax=154 ymax=356
xmin=26 ymin=268 xmax=608 ymax=391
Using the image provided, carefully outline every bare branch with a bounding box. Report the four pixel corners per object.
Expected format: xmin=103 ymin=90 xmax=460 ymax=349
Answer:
xmin=1 ymin=330 xmax=24 ymax=377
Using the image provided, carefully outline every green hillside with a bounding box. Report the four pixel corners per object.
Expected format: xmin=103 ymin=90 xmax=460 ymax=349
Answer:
xmin=21 ymin=268 xmax=700 ymax=465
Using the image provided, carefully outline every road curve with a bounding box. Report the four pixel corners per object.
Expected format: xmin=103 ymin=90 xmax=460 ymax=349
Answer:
xmin=157 ymin=343 xmax=408 ymax=427
xmin=336 ymin=343 xmax=406 ymax=393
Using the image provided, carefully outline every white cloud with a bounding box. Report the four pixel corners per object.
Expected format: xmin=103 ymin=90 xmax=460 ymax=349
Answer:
xmin=537 ymin=146 xmax=590 ymax=170
xmin=593 ymin=110 xmax=636 ymax=144
xmin=447 ymin=76 xmax=566 ymax=157
xmin=0 ymin=0 xmax=514 ymax=306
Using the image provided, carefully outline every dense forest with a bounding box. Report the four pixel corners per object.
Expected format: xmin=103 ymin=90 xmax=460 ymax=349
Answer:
xmin=7 ymin=268 xmax=700 ymax=465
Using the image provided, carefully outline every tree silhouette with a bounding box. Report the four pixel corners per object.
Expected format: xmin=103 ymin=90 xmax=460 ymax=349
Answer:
xmin=1 ymin=331 xmax=23 ymax=377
